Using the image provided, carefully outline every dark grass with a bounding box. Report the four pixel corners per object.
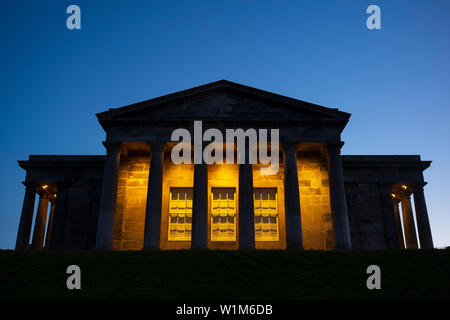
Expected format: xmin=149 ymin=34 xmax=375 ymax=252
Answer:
xmin=0 ymin=249 xmax=449 ymax=300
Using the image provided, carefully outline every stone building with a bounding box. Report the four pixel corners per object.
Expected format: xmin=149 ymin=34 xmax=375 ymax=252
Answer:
xmin=15 ymin=80 xmax=434 ymax=251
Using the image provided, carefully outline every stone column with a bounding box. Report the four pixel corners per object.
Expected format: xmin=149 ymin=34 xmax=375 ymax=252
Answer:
xmin=143 ymin=144 xmax=164 ymax=250
xmin=44 ymin=200 xmax=56 ymax=249
xmin=399 ymin=193 xmax=419 ymax=249
xmin=413 ymin=185 xmax=434 ymax=249
xmin=283 ymin=143 xmax=303 ymax=249
xmin=49 ymin=182 xmax=70 ymax=250
xmin=31 ymin=193 xmax=50 ymax=250
xmin=393 ymin=199 xmax=405 ymax=249
xmin=239 ymin=161 xmax=255 ymax=249
xmin=327 ymin=143 xmax=352 ymax=249
xmin=191 ymin=162 xmax=208 ymax=249
xmin=379 ymin=185 xmax=401 ymax=249
xmin=15 ymin=183 xmax=36 ymax=250
xmin=95 ymin=141 xmax=121 ymax=250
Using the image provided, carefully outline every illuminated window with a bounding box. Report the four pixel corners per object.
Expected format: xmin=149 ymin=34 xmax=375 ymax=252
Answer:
xmin=211 ymin=188 xmax=236 ymax=241
xmin=168 ymin=188 xmax=193 ymax=241
xmin=254 ymin=188 xmax=279 ymax=241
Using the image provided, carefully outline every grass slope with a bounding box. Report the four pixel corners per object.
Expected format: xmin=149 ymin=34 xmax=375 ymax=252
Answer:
xmin=0 ymin=249 xmax=449 ymax=300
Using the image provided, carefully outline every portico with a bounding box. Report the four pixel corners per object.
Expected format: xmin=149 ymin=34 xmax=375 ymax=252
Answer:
xmin=15 ymin=80 xmax=434 ymax=250
xmin=391 ymin=184 xmax=434 ymax=249
xmin=91 ymin=140 xmax=349 ymax=250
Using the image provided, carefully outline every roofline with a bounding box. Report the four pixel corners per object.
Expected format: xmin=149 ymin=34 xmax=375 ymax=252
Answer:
xmin=342 ymin=155 xmax=431 ymax=170
xmin=18 ymin=155 xmax=105 ymax=170
xmin=96 ymin=80 xmax=351 ymax=120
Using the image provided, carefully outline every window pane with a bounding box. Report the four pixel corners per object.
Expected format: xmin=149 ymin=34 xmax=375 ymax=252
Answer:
xmin=168 ymin=188 xmax=193 ymax=241
xmin=211 ymin=188 xmax=236 ymax=241
xmin=253 ymin=188 xmax=279 ymax=241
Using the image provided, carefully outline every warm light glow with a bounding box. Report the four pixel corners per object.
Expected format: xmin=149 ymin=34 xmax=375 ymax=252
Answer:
xmin=391 ymin=193 xmax=396 ymax=198
xmin=211 ymin=188 xmax=236 ymax=241
xmin=168 ymin=188 xmax=192 ymax=241
xmin=402 ymin=185 xmax=408 ymax=190
xmin=298 ymin=155 xmax=334 ymax=250
xmin=42 ymin=185 xmax=48 ymax=190
xmin=254 ymin=188 xmax=279 ymax=241
xmin=115 ymin=154 xmax=149 ymax=250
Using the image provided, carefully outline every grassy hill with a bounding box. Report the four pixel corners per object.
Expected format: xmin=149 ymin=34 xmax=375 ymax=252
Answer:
xmin=0 ymin=249 xmax=449 ymax=300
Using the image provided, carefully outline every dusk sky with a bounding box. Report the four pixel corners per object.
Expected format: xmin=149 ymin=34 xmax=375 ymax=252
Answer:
xmin=1 ymin=0 xmax=449 ymax=249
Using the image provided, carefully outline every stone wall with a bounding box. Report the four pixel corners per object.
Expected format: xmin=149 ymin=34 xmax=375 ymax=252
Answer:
xmin=64 ymin=180 xmax=101 ymax=249
xmin=298 ymin=151 xmax=334 ymax=250
xmin=252 ymin=161 xmax=286 ymax=249
xmin=113 ymin=150 xmax=149 ymax=250
xmin=345 ymin=182 xmax=387 ymax=249
xmin=160 ymin=154 xmax=194 ymax=249
xmin=19 ymin=153 xmax=429 ymax=251
xmin=340 ymin=156 xmax=429 ymax=250
xmin=207 ymin=163 xmax=240 ymax=250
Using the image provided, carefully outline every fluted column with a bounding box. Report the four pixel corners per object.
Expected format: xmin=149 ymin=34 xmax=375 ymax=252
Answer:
xmin=239 ymin=161 xmax=255 ymax=249
xmin=143 ymin=144 xmax=164 ymax=250
xmin=15 ymin=183 xmax=36 ymax=250
xmin=283 ymin=143 xmax=303 ymax=248
xmin=191 ymin=162 xmax=208 ymax=249
xmin=44 ymin=199 xmax=56 ymax=249
xmin=327 ymin=143 xmax=352 ymax=249
xmin=413 ymin=185 xmax=433 ymax=249
xmin=399 ymin=192 xmax=418 ymax=249
xmin=393 ymin=199 xmax=405 ymax=249
xmin=31 ymin=193 xmax=50 ymax=250
xmin=95 ymin=141 xmax=121 ymax=249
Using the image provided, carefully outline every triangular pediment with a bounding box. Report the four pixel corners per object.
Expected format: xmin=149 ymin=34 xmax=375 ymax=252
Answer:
xmin=97 ymin=80 xmax=350 ymax=124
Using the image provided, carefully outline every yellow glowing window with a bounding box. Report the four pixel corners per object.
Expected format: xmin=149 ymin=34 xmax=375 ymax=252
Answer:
xmin=211 ymin=188 xmax=236 ymax=241
xmin=254 ymin=188 xmax=279 ymax=241
xmin=168 ymin=188 xmax=193 ymax=241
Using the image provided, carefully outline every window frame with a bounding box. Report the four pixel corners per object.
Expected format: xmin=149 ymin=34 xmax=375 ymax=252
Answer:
xmin=253 ymin=187 xmax=279 ymax=242
xmin=210 ymin=187 xmax=237 ymax=242
xmin=168 ymin=187 xmax=193 ymax=241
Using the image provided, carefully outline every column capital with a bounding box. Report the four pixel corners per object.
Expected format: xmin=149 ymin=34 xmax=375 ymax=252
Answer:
xmin=38 ymin=192 xmax=50 ymax=199
xmin=398 ymin=191 xmax=412 ymax=199
xmin=148 ymin=143 xmax=165 ymax=153
xmin=390 ymin=188 xmax=401 ymax=203
xmin=411 ymin=182 xmax=427 ymax=193
xmin=49 ymin=192 xmax=57 ymax=204
xmin=102 ymin=140 xmax=122 ymax=154
xmin=325 ymin=141 xmax=345 ymax=154
xmin=282 ymin=142 xmax=300 ymax=152
xmin=22 ymin=181 xmax=36 ymax=190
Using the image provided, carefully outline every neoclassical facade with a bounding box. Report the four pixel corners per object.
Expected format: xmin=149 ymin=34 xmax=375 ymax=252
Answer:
xmin=15 ymin=81 xmax=434 ymax=250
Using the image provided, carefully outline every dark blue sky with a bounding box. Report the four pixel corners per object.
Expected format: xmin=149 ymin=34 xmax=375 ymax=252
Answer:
xmin=1 ymin=0 xmax=449 ymax=248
